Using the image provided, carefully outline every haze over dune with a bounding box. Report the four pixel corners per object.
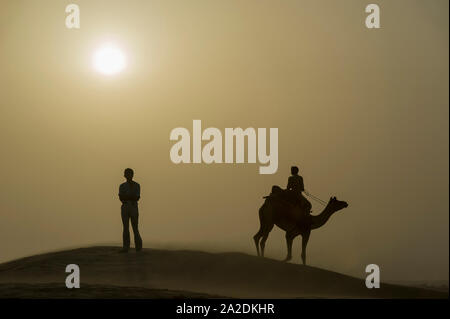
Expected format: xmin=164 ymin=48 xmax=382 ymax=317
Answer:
xmin=0 ymin=0 xmax=448 ymax=285
xmin=0 ymin=247 xmax=446 ymax=299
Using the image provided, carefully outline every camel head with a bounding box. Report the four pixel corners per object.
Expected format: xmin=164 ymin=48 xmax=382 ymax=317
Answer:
xmin=327 ymin=196 xmax=348 ymax=213
xmin=310 ymin=196 xmax=348 ymax=230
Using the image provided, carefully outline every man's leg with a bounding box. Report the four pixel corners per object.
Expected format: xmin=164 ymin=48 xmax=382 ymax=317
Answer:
xmin=121 ymin=206 xmax=131 ymax=251
xmin=300 ymin=195 xmax=312 ymax=214
xmin=130 ymin=207 xmax=143 ymax=251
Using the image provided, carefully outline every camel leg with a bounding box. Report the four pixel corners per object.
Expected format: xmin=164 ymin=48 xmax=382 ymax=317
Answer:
xmin=260 ymin=224 xmax=273 ymax=257
xmin=301 ymin=231 xmax=310 ymax=265
xmin=283 ymin=231 xmax=295 ymax=262
xmin=260 ymin=233 xmax=269 ymax=257
xmin=253 ymin=230 xmax=263 ymax=256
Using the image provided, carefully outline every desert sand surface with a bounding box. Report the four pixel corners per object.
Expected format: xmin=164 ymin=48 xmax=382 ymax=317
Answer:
xmin=0 ymin=246 xmax=446 ymax=299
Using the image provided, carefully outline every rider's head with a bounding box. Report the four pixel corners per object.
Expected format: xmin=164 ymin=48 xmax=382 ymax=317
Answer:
xmin=291 ymin=166 xmax=299 ymax=175
xmin=124 ymin=168 xmax=134 ymax=181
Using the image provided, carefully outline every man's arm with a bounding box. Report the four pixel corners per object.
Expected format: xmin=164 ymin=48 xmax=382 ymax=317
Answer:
xmin=299 ymin=177 xmax=305 ymax=192
xmin=286 ymin=177 xmax=292 ymax=190
xmin=132 ymin=183 xmax=140 ymax=202
xmin=119 ymin=185 xmax=129 ymax=203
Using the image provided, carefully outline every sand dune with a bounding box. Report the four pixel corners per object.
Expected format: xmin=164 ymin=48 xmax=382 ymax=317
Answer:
xmin=0 ymin=246 xmax=446 ymax=299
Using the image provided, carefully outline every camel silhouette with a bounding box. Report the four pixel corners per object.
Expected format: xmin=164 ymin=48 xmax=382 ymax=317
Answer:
xmin=253 ymin=186 xmax=348 ymax=265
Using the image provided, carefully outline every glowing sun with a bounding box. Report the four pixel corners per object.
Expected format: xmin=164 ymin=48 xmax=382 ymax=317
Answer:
xmin=92 ymin=44 xmax=126 ymax=75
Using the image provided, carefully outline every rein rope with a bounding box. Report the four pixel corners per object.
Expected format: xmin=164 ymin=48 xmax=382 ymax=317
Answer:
xmin=305 ymin=191 xmax=327 ymax=206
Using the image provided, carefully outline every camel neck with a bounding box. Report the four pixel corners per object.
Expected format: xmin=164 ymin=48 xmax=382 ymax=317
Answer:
xmin=310 ymin=204 xmax=335 ymax=230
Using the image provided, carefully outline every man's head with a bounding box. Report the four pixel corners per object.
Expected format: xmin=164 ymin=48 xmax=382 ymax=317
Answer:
xmin=124 ymin=168 xmax=134 ymax=181
xmin=291 ymin=166 xmax=299 ymax=175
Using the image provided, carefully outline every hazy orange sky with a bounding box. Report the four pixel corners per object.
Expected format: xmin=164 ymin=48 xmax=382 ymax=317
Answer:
xmin=0 ymin=0 xmax=448 ymax=282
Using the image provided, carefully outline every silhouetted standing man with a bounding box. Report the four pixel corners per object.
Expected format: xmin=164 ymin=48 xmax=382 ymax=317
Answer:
xmin=119 ymin=168 xmax=143 ymax=253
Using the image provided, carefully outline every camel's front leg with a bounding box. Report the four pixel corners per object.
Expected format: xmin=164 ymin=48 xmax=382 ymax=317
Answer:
xmin=301 ymin=231 xmax=310 ymax=265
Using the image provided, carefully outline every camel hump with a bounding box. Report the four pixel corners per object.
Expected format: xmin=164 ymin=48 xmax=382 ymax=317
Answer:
xmin=270 ymin=185 xmax=284 ymax=195
xmin=269 ymin=185 xmax=294 ymax=199
xmin=265 ymin=185 xmax=312 ymax=213
xmin=262 ymin=186 xmax=283 ymax=199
